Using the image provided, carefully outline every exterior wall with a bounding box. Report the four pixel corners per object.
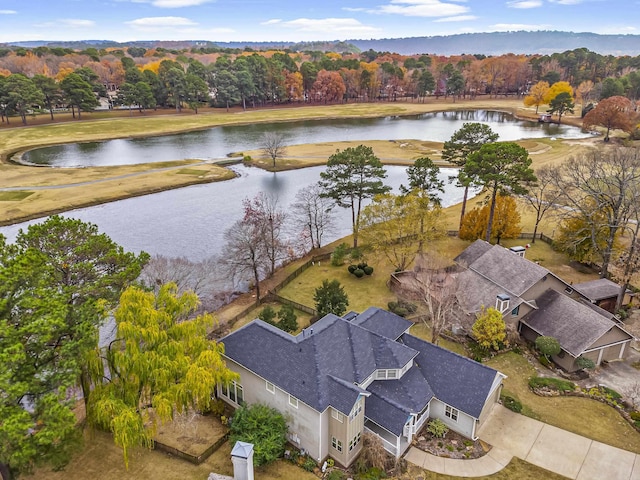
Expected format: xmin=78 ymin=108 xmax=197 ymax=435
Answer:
xmin=328 ymin=408 xmax=349 ymax=466
xmin=344 ymin=397 xmax=365 ymax=467
xmin=477 ymin=380 xmax=502 ymax=430
xmin=523 ymin=275 xmax=572 ymax=303
xmin=221 ymin=359 xmax=324 ymax=462
xmin=588 ymin=326 xmax=630 ymax=350
xmin=600 ymin=342 xmax=627 ymax=362
xmin=429 ymin=398 xmax=476 ymax=439
xmin=550 ymin=350 xmax=578 ymax=371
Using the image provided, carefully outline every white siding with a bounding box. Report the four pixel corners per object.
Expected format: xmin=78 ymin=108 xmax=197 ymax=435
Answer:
xmin=222 ymin=359 xmax=324 ymax=461
xmin=429 ymin=398 xmax=476 ymax=439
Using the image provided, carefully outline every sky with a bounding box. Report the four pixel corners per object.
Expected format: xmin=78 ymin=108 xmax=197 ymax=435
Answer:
xmin=0 ymin=0 xmax=639 ymax=44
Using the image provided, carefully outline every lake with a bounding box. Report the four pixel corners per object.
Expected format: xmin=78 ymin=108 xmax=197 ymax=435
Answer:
xmin=20 ymin=109 xmax=589 ymax=167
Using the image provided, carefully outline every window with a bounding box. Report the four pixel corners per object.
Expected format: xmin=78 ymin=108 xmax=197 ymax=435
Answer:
xmin=445 ymin=405 xmax=459 ymax=422
xmin=375 ymin=369 xmax=399 ymax=380
xmin=289 ymin=395 xmax=298 ymax=408
xmin=387 ymin=369 xmax=398 ymax=379
xmin=332 ymin=436 xmax=343 ymax=452
xmin=266 ymin=381 xmax=275 ymax=394
xmin=349 ymin=399 xmax=362 ymax=421
xmin=496 ymin=294 xmax=510 ymax=312
xmin=332 ymin=409 xmax=344 ymax=423
xmin=348 ymin=432 xmax=362 ymax=451
xmin=376 ymin=369 xmax=387 ymax=380
xmin=511 ymin=305 xmax=520 ymax=317
xmin=221 ymin=381 xmax=243 ymax=405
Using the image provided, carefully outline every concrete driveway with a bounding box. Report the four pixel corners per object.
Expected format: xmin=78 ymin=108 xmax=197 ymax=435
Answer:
xmin=477 ymin=405 xmax=640 ymax=479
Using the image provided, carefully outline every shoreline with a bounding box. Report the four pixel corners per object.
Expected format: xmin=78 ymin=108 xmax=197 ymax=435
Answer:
xmin=0 ymin=100 xmax=589 ymax=226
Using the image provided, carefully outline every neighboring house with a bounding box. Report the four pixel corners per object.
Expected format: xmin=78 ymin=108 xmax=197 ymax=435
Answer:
xmin=455 ymin=240 xmax=635 ymax=371
xmin=573 ymin=278 xmax=633 ymax=313
xmin=220 ymin=307 xmax=505 ymax=467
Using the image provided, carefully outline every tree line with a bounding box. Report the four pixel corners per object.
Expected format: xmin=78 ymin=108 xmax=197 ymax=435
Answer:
xmin=2 ymin=46 xmax=640 ymax=124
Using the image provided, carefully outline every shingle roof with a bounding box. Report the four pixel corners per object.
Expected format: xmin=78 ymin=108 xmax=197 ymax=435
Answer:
xmin=456 ymin=268 xmax=525 ymax=315
xmin=521 ymin=289 xmax=632 ymax=357
xmin=221 ymin=314 xmax=418 ymax=414
xmin=350 ymin=307 xmax=413 ymax=340
xmin=573 ymin=278 xmax=626 ymax=302
xmin=460 ymin=240 xmax=550 ymax=297
xmin=454 ymin=239 xmax=493 ymax=267
xmin=401 ymin=334 xmax=502 ymax=418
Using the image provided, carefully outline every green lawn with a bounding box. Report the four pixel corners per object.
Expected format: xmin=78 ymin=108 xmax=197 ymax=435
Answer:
xmin=485 ymin=352 xmax=640 ymax=454
xmin=0 ymin=191 xmax=34 ymax=201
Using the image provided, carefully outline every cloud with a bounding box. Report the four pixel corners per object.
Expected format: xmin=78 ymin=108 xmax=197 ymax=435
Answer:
xmin=261 ymin=19 xmax=282 ymax=25
xmin=548 ymin=0 xmax=584 ymax=4
xmin=264 ymin=17 xmax=379 ymax=34
xmin=507 ymin=0 xmax=542 ymax=8
xmin=60 ymin=19 xmax=96 ymax=27
xmin=370 ymin=0 xmax=469 ymax=17
xmin=0 ymin=9 xmax=17 ymax=14
xmin=126 ymin=16 xmax=198 ymax=27
xmin=490 ymin=23 xmax=550 ymax=31
xmin=434 ymin=15 xmax=478 ymax=22
xmin=131 ymin=0 xmax=214 ymax=7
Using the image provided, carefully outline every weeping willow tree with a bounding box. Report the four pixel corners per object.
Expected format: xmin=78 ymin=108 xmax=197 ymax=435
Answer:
xmin=86 ymin=283 xmax=238 ymax=467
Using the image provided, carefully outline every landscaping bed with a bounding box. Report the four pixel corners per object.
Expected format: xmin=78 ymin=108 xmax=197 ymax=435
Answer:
xmin=412 ymin=426 xmax=490 ymax=459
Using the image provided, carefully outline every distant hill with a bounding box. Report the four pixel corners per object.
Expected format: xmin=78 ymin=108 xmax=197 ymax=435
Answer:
xmin=5 ymin=31 xmax=640 ymax=56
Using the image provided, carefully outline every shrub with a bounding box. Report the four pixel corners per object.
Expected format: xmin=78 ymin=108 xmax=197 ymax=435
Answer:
xmin=363 ymin=265 xmax=374 ymax=275
xmin=258 ymin=306 xmax=277 ymax=325
xmin=229 ymin=403 xmax=288 ymax=467
xmin=528 ymin=376 xmax=576 ymax=393
xmin=357 ymin=262 xmax=368 ymax=270
xmin=348 ymin=264 xmax=357 ymax=274
xmin=353 ymin=268 xmax=365 ymax=278
xmin=502 ymin=395 xmax=522 ymax=413
xmin=302 ymin=457 xmax=317 ymax=472
xmin=601 ymin=386 xmax=622 ymax=400
xmin=388 ymin=300 xmax=417 ymax=317
xmin=472 ymin=307 xmax=506 ymax=351
xmin=576 ymin=356 xmax=595 ymax=370
xmin=538 ymin=354 xmax=551 ymax=367
xmin=630 ymin=411 xmax=640 ymax=422
xmin=426 ymin=418 xmax=449 ymax=438
xmin=210 ymin=399 xmax=226 ymax=416
xmin=535 ymin=336 xmax=561 ymax=358
xmin=327 ymin=471 xmax=345 ymax=480
xmin=277 ymin=304 xmax=298 ymax=333
xmin=331 ymin=243 xmax=349 ymax=266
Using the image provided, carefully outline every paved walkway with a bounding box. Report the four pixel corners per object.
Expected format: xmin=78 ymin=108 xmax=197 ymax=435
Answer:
xmin=405 ymin=405 xmax=640 ymax=479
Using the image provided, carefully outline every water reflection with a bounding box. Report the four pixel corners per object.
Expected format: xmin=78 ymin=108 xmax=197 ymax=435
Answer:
xmin=21 ymin=110 xmax=588 ymax=167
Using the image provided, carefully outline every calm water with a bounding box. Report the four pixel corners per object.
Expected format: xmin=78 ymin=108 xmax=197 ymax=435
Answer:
xmin=21 ymin=110 xmax=588 ymax=167
xmin=0 ymin=164 xmax=476 ymax=260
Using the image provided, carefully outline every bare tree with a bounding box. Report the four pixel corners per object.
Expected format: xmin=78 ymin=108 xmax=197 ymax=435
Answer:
xmin=414 ymin=254 xmax=460 ymax=344
xmin=624 ymin=382 xmax=640 ymax=410
xmin=138 ymin=255 xmax=234 ymax=312
xmin=261 ymin=132 xmax=287 ymax=168
xmin=243 ymin=192 xmax=290 ymax=277
xmin=221 ymin=219 xmax=268 ymax=300
xmin=523 ymin=165 xmax=563 ymax=243
xmin=291 ymin=184 xmax=335 ymax=251
xmin=552 ymin=147 xmax=640 ymax=278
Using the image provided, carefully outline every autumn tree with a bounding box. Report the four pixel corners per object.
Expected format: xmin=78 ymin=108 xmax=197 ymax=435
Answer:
xmin=311 ymin=70 xmax=346 ymax=103
xmin=543 ymin=81 xmax=573 ymax=105
xmin=463 ymin=142 xmax=536 ymax=243
xmin=314 ymin=279 xmax=349 ymax=318
xmin=359 ymin=193 xmax=444 ymax=271
xmin=552 ymin=147 xmax=640 ymax=278
xmin=442 ymin=123 xmax=499 ymax=231
xmin=472 ymin=306 xmax=506 ymax=351
xmin=523 ymin=80 xmax=549 ymax=114
xmin=261 ymin=132 xmax=288 ymax=168
xmin=547 ymin=91 xmax=574 ymax=124
xmin=318 ymin=145 xmax=391 ymax=248
xmin=459 ymin=194 xmax=522 ymax=244
xmin=87 ymin=284 xmax=237 ymax=467
xmin=583 ymin=95 xmax=637 ymax=141
xmin=291 ymin=184 xmax=335 ymax=251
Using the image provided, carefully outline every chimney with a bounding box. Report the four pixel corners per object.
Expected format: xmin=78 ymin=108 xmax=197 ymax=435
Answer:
xmin=509 ymin=246 xmax=526 ymax=258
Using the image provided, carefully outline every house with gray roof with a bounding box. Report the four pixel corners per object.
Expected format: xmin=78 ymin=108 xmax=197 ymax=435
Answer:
xmin=220 ymin=307 xmax=505 ymax=467
xmin=455 ymin=240 xmax=635 ymax=371
xmin=573 ymin=278 xmax=633 ymax=313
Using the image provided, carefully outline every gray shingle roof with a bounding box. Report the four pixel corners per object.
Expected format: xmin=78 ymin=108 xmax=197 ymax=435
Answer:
xmin=460 ymin=240 xmax=550 ymax=297
xmin=456 ymin=268 xmax=525 ymax=315
xmin=221 ymin=314 xmax=417 ymax=414
xmin=573 ymin=278 xmax=625 ymax=302
xmin=350 ymin=307 xmax=413 ymax=340
xmin=521 ymin=289 xmax=631 ymax=357
xmin=454 ymin=239 xmax=493 ymax=267
xmin=400 ymin=334 xmax=502 ymax=418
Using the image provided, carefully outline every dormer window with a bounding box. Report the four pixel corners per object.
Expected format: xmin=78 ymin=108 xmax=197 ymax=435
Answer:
xmin=496 ymin=294 xmax=510 ymax=313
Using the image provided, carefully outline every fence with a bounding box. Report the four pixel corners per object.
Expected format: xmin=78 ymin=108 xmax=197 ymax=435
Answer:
xmin=445 ymin=230 xmax=553 ymax=245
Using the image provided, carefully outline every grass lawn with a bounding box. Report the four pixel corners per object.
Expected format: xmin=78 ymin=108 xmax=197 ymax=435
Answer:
xmin=26 ymin=430 xmax=317 ymax=480
xmin=231 ymin=300 xmax=314 ymax=332
xmin=485 ymin=352 xmax=640 ymax=454
xmin=0 ymin=191 xmax=33 ymax=201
